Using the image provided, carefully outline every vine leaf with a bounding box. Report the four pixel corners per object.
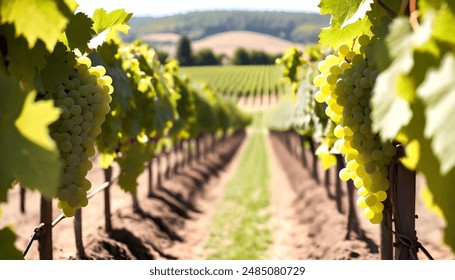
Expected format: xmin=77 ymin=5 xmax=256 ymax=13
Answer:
xmin=40 ymin=42 xmax=77 ymax=93
xmin=62 ymin=12 xmax=95 ymax=53
xmin=0 ymin=0 xmax=74 ymax=51
xmin=319 ymin=0 xmax=372 ymax=48
xmin=0 ymin=75 xmax=61 ymax=201
xmin=417 ymin=54 xmax=455 ymax=175
xmin=117 ymin=142 xmax=149 ymax=193
xmin=89 ymin=8 xmax=132 ymax=49
xmin=341 ymin=0 xmax=374 ymax=28
xmin=0 ymin=227 xmax=23 ymax=260
xmin=2 ymin=25 xmax=49 ymax=86
xmin=371 ymin=16 xmax=433 ymax=140
xmin=319 ymin=0 xmax=366 ymax=25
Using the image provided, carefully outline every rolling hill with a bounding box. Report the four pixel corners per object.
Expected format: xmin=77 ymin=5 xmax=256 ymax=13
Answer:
xmin=192 ymin=31 xmax=302 ymax=57
xmin=125 ymin=10 xmax=329 ymax=44
xmin=142 ymin=31 xmax=302 ymax=59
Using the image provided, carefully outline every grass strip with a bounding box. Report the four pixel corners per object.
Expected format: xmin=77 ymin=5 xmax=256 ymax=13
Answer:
xmin=205 ymin=112 xmax=271 ymax=259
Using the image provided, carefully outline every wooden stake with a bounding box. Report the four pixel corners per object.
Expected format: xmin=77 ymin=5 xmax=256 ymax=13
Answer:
xmin=393 ymin=160 xmax=417 ymax=259
xmin=381 ymin=194 xmax=393 ymax=260
xmin=147 ymin=160 xmax=153 ymax=198
xmin=309 ymin=139 xmax=320 ymax=184
xmin=74 ymin=209 xmax=86 ymax=258
xmin=20 ymin=186 xmax=26 ymax=214
xmin=335 ymin=155 xmax=344 ymax=214
xmin=346 ymin=180 xmax=362 ymax=239
xmin=103 ymin=167 xmax=112 ymax=233
xmin=39 ymin=196 xmax=53 ymax=260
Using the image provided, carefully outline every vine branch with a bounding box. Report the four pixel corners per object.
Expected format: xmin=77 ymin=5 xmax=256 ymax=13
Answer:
xmin=377 ymin=0 xmax=397 ymax=18
xmin=409 ymin=0 xmax=420 ymax=31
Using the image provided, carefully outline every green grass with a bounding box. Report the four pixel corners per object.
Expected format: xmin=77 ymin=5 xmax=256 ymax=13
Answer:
xmin=181 ymin=65 xmax=290 ymax=100
xmin=205 ymin=112 xmax=272 ymax=259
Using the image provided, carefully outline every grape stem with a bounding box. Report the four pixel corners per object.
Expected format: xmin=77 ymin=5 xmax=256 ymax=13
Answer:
xmin=409 ymin=0 xmax=420 ymax=31
xmin=377 ymin=0 xmax=397 ymax=18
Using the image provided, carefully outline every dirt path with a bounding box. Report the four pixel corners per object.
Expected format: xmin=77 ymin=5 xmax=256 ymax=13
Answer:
xmin=165 ymin=131 xmax=251 ymax=259
xmin=264 ymin=130 xmax=304 ymax=259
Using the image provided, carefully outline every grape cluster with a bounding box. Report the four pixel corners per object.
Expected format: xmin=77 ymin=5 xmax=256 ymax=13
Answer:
xmin=313 ymin=35 xmax=395 ymax=224
xmin=47 ymin=55 xmax=113 ymax=217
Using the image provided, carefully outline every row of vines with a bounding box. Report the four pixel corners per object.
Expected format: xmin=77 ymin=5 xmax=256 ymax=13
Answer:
xmin=0 ymin=1 xmax=250 ymax=259
xmin=271 ymin=0 xmax=455 ymax=258
xmin=181 ymin=65 xmax=290 ymax=102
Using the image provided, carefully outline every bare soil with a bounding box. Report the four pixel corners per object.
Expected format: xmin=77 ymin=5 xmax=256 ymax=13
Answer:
xmin=1 ymin=127 xmax=453 ymax=260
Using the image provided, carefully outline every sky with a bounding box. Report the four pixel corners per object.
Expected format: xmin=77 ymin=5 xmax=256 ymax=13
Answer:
xmin=76 ymin=0 xmax=321 ymax=17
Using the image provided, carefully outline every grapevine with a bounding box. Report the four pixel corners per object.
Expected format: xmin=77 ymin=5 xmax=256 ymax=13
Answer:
xmin=313 ymin=35 xmax=395 ymax=224
xmin=44 ymin=55 xmax=113 ymax=217
xmin=0 ymin=1 xmax=251 ymax=259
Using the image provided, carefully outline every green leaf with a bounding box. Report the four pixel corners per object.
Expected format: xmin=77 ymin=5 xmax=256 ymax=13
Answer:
xmin=432 ymin=3 xmax=455 ymax=46
xmin=0 ymin=75 xmax=61 ymax=200
xmin=319 ymin=10 xmax=372 ymax=48
xmin=91 ymin=8 xmax=132 ymax=34
xmin=40 ymin=42 xmax=77 ymax=93
xmin=1 ymin=24 xmax=48 ymax=86
xmin=0 ymin=226 xmax=23 ymax=260
xmin=316 ymin=144 xmax=337 ymax=170
xmin=117 ymin=142 xmax=149 ymax=193
xmin=63 ymin=0 xmax=78 ymax=11
xmin=341 ymin=0 xmax=374 ymax=28
xmin=371 ymin=16 xmax=433 ymax=140
xmin=319 ymin=0 xmax=366 ymax=25
xmin=371 ymin=62 xmax=413 ymax=140
xmin=417 ymin=54 xmax=455 ymax=174
xmin=0 ymin=0 xmax=74 ymax=51
xmin=62 ymin=12 xmax=95 ymax=53
xmin=414 ymin=136 xmax=455 ymax=252
xmin=90 ymin=8 xmax=132 ymax=49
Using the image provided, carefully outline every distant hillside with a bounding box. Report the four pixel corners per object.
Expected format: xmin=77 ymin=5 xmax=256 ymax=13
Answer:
xmin=193 ymin=31 xmax=301 ymax=58
xmin=141 ymin=31 xmax=301 ymax=59
xmin=125 ymin=10 xmax=329 ymax=44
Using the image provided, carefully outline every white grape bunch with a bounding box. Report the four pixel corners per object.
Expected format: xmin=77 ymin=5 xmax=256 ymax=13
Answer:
xmin=46 ymin=54 xmax=113 ymax=217
xmin=313 ymin=35 xmax=395 ymax=224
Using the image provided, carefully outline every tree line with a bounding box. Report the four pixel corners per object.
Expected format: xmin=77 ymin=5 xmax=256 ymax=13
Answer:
xmin=158 ymin=35 xmax=281 ymax=66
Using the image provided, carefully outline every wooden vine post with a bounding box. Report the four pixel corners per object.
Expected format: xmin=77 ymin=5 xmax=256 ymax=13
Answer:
xmin=335 ymin=155 xmax=344 ymax=214
xmin=308 ymin=138 xmax=320 ymax=184
xmin=346 ymin=180 xmax=362 ymax=240
xmin=20 ymin=186 xmax=26 ymax=214
xmin=157 ymin=155 xmax=163 ymax=189
xmin=147 ymin=160 xmax=153 ymax=198
xmin=103 ymin=166 xmax=113 ymax=232
xmin=324 ymin=169 xmax=333 ymax=199
xmin=39 ymin=196 xmax=53 ymax=260
xmin=381 ymin=145 xmax=417 ymax=259
xmin=299 ymin=135 xmax=308 ymax=167
xmin=74 ymin=209 xmax=86 ymax=258
xmin=393 ymin=158 xmax=417 ymax=259
xmin=381 ymin=193 xmax=393 ymax=260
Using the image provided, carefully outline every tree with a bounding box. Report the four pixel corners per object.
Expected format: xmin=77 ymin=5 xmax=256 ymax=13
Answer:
xmin=176 ymin=35 xmax=194 ymax=66
xmin=250 ymin=50 xmax=271 ymax=65
xmin=193 ymin=48 xmax=221 ymax=65
xmin=231 ymin=48 xmax=250 ymax=65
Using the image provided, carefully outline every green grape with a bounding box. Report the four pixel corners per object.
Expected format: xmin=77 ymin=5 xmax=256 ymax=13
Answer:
xmin=312 ymin=35 xmax=397 ymax=224
xmin=370 ymin=212 xmax=383 ymax=224
xmin=339 ymin=168 xmax=351 ymax=181
xmin=338 ymin=44 xmax=350 ymax=56
xmin=364 ymin=194 xmax=378 ymax=207
xmin=358 ymin=34 xmax=371 ymax=46
xmin=45 ymin=55 xmax=114 ymax=217
xmin=357 ymin=196 xmax=367 ymax=208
